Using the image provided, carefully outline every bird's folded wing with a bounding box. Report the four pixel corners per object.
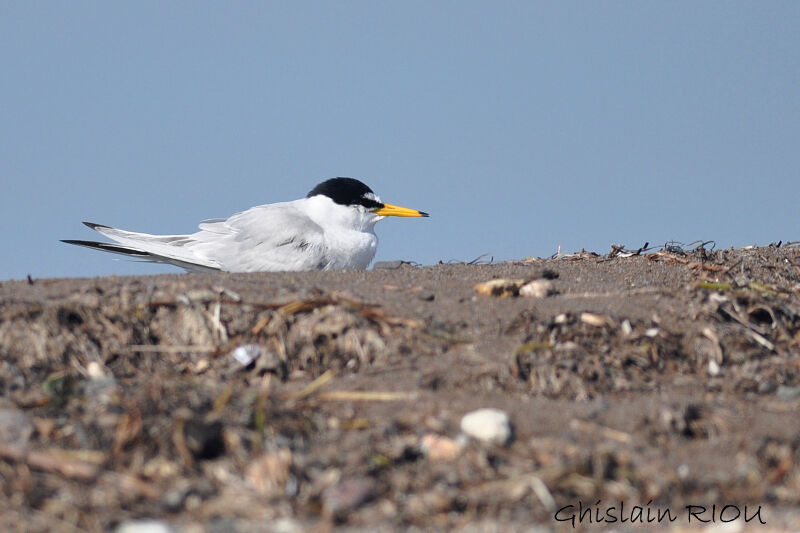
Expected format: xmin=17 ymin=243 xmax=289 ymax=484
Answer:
xmin=192 ymin=203 xmax=330 ymax=271
xmin=90 ymin=224 xmax=222 ymax=270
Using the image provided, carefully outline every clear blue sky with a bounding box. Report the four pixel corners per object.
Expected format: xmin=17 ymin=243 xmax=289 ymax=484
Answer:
xmin=2 ymin=2 xmax=798 ymax=280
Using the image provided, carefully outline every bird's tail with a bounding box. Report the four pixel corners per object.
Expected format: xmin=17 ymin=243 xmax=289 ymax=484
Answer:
xmin=60 ymin=239 xmax=151 ymax=257
xmin=62 ymin=222 xmax=221 ymax=272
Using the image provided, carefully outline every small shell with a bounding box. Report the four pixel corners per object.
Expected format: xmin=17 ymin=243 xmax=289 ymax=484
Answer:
xmin=231 ymin=344 xmax=262 ymax=366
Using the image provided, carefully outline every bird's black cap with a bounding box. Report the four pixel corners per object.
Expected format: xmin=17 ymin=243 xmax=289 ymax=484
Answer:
xmin=307 ymin=177 xmax=383 ymax=209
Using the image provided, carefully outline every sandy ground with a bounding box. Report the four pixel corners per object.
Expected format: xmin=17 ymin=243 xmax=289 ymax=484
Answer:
xmin=2 ymin=244 xmax=800 ymax=532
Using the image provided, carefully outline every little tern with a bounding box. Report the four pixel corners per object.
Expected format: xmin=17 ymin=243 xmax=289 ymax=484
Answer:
xmin=62 ymin=177 xmax=428 ymax=272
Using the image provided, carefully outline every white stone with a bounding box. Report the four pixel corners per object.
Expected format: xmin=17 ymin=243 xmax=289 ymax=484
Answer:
xmin=460 ymin=408 xmax=512 ymax=445
xmin=519 ymin=279 xmax=556 ymax=298
xmin=86 ymin=361 xmax=105 ymax=379
xmin=115 ymin=521 xmax=174 ymax=533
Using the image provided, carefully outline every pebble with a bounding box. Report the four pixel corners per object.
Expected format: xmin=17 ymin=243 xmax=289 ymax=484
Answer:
xmin=776 ymin=385 xmax=800 ymax=401
xmin=519 ymin=279 xmax=556 ymax=298
xmin=0 ymin=408 xmax=34 ymax=447
xmin=245 ymin=449 xmax=293 ymax=496
xmin=420 ymin=433 xmax=462 ymax=461
xmin=267 ymin=518 xmax=304 ymax=533
xmin=86 ymin=361 xmax=106 ymax=379
xmin=322 ymin=476 xmax=376 ymax=519
xmin=758 ymin=380 xmax=777 ymax=394
xmin=460 ymin=408 xmax=513 ymax=445
xmin=580 ymin=312 xmax=611 ymax=327
xmin=115 ymin=521 xmax=174 ymax=533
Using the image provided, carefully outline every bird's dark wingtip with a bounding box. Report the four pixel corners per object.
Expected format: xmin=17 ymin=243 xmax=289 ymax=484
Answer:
xmin=61 ymin=239 xmax=150 ymax=257
xmin=82 ymin=221 xmax=111 ymax=230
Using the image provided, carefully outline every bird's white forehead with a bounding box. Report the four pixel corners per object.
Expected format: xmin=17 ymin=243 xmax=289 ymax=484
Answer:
xmin=364 ymin=192 xmax=382 ymax=203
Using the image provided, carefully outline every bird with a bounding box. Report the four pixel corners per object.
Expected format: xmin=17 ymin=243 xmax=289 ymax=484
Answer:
xmin=62 ymin=177 xmax=428 ymax=272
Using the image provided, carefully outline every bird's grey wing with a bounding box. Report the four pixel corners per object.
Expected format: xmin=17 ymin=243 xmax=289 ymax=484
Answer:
xmin=199 ymin=217 xmax=226 ymax=226
xmin=192 ymin=203 xmax=329 ymax=272
xmin=76 ymin=222 xmax=222 ymax=271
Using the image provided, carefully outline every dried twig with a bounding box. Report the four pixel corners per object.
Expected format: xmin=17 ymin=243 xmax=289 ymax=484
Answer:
xmin=649 ymin=251 xmax=691 ymax=264
xmin=0 ymin=444 xmax=103 ymax=482
xmin=251 ymin=315 xmax=272 ymax=335
xmin=127 ymin=345 xmax=217 ymax=353
xmin=172 ymin=420 xmax=193 ymax=468
xmin=291 ymin=369 xmax=336 ymax=400
xmin=316 ymin=390 xmax=417 ymax=402
xmin=569 ymin=419 xmax=632 ymax=443
xmin=558 ymin=287 xmax=666 ymax=299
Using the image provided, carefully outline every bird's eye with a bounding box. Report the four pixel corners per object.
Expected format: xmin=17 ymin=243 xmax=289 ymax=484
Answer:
xmin=359 ymin=197 xmax=383 ymax=210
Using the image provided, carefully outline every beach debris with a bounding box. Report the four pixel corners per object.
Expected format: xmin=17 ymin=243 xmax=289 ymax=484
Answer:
xmin=317 ymin=390 xmax=416 ymax=402
xmin=419 ymin=433 xmax=463 ymax=461
xmin=323 ymin=476 xmax=376 ymax=520
xmin=695 ymin=281 xmax=732 ymax=291
xmin=115 ymin=521 xmax=175 ymax=533
xmin=474 ymin=278 xmax=525 ymax=297
xmin=291 ymin=369 xmax=336 ymax=400
xmin=608 ymin=242 xmax=650 ymax=258
xmin=193 ymin=359 xmax=210 ymax=373
xmin=460 ymin=408 xmax=513 ymax=445
xmin=580 ymin=312 xmax=614 ymax=328
xmin=701 ymin=327 xmax=723 ymax=376
xmin=473 ymin=276 xmax=557 ymax=298
xmin=519 ymin=279 xmax=556 ymax=298
xmin=86 ymin=361 xmax=106 ymax=379
xmin=231 ymin=343 xmax=262 ymax=366
xmin=0 ymin=443 xmax=102 ymax=481
xmin=4 ymin=246 xmax=800 ymax=529
xmin=748 ymin=304 xmax=776 ymax=329
xmin=245 ymin=449 xmax=293 ymax=497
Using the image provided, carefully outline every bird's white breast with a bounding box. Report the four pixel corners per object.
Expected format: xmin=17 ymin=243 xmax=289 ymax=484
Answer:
xmin=322 ymin=228 xmax=378 ymax=270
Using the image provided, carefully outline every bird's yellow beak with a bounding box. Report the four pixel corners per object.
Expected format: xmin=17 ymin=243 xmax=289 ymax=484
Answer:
xmin=372 ymin=203 xmax=429 ymax=218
